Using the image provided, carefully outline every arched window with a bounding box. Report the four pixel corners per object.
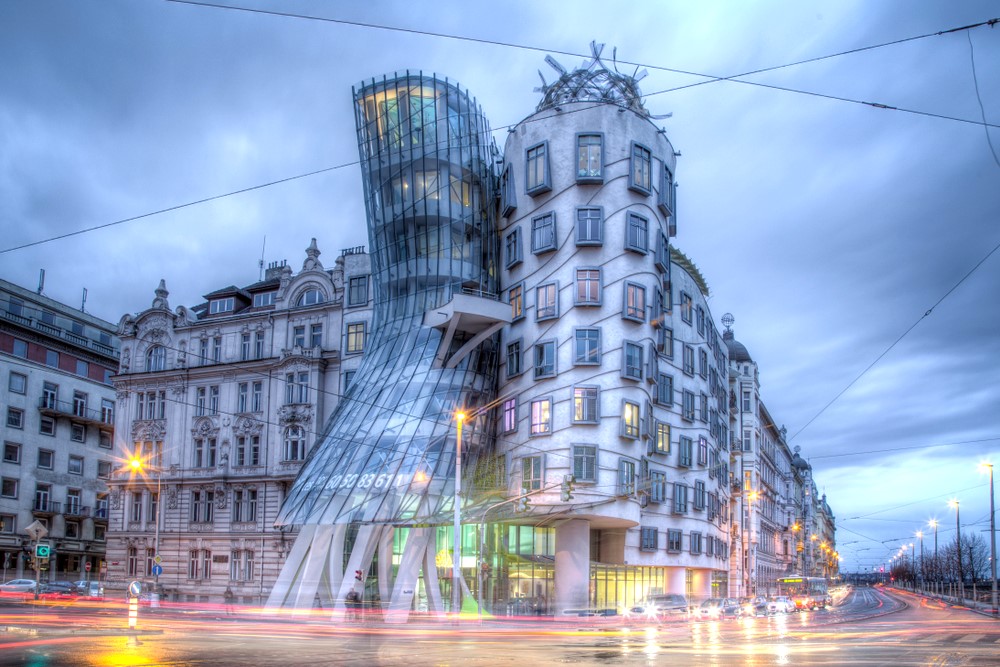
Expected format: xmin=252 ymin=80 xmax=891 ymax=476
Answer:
xmin=146 ymin=345 xmax=166 ymax=372
xmin=296 ymin=289 xmax=325 ymax=307
xmin=284 ymin=426 xmax=306 ymax=461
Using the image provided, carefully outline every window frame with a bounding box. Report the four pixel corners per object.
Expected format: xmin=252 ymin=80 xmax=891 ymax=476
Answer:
xmin=629 ymin=142 xmax=653 ymax=195
xmin=525 ymin=141 xmax=551 ymax=196
xmin=508 ymin=282 xmax=525 ymax=322
xmin=623 ymin=282 xmax=646 ymax=323
xmin=574 ymin=267 xmax=602 ymax=306
xmin=8 ymin=372 xmax=26 ymax=394
xmin=573 ymin=327 xmax=601 ymax=366
xmin=505 ymin=227 xmax=523 ymax=269
xmin=576 ymin=132 xmax=604 ymax=183
xmin=653 ymin=422 xmax=670 ymax=455
xmin=572 ymin=385 xmax=600 ymax=424
xmin=530 ymin=212 xmax=557 ymax=254
xmin=658 ymin=161 xmax=676 ymax=219
xmin=529 ymin=397 xmax=553 ymax=436
xmin=575 ymin=207 xmax=603 ymax=246
xmin=535 ymin=282 xmax=559 ymax=321
xmin=533 ymin=339 xmax=557 ymax=380
xmin=625 ymin=212 xmax=649 ymax=254
xmin=655 ymin=373 xmax=673 ymax=406
xmin=573 ymin=444 xmax=597 ymax=483
xmin=622 ymin=341 xmax=643 ymax=382
xmin=347 ymin=275 xmax=369 ymax=307
xmin=500 ymin=162 xmax=517 ymax=217
xmin=345 ymin=321 xmax=367 ymax=355
xmin=506 ymin=339 xmax=523 ymax=379
xmin=621 ymin=400 xmax=641 ymax=440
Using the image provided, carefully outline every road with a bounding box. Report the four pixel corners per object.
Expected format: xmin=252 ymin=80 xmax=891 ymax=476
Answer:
xmin=1 ymin=586 xmax=997 ymax=666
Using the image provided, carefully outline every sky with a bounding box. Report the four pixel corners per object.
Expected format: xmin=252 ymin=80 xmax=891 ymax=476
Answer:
xmin=1 ymin=0 xmax=998 ymax=573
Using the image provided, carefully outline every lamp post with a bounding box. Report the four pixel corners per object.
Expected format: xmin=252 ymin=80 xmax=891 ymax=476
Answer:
xmin=129 ymin=457 xmax=161 ymax=599
xmin=453 ymin=411 xmax=466 ymax=617
xmin=916 ymin=531 xmax=924 ymax=592
xmin=928 ymin=519 xmax=939 ymax=594
xmin=980 ymin=462 xmax=997 ymax=616
xmin=949 ymin=499 xmax=963 ymax=603
xmin=746 ymin=490 xmax=759 ymax=595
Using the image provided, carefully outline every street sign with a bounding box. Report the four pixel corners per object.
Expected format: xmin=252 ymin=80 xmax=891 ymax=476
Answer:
xmin=128 ymin=581 xmax=142 ymax=597
xmin=85 ymin=562 xmax=92 ymax=572
xmin=35 ymin=543 xmax=51 ymax=558
xmin=153 ymin=555 xmax=162 ymax=565
xmin=151 ymin=564 xmax=163 ymax=577
xmin=25 ymin=520 xmax=48 ymax=541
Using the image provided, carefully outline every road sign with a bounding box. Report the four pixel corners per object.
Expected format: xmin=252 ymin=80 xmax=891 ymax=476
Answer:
xmin=153 ymin=555 xmax=162 ymax=565
xmin=128 ymin=580 xmax=142 ymax=597
xmin=35 ymin=543 xmax=51 ymax=558
xmin=85 ymin=561 xmax=92 ymax=572
xmin=151 ymin=564 xmax=163 ymax=577
xmin=24 ymin=520 xmax=48 ymax=541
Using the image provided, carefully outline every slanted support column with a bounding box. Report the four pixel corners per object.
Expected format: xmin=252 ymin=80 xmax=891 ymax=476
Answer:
xmin=554 ymin=519 xmax=590 ymax=614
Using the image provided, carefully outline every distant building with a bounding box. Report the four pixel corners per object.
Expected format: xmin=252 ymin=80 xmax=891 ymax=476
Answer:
xmin=105 ymin=242 xmax=371 ymax=603
xmin=0 ymin=277 xmax=119 ymax=581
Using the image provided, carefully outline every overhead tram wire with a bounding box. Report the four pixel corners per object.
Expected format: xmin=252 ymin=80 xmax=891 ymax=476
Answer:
xmin=4 ymin=11 xmax=997 ymax=255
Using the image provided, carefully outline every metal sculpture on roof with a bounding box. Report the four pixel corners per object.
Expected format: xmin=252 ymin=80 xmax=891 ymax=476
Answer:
xmin=535 ymin=41 xmax=664 ymax=117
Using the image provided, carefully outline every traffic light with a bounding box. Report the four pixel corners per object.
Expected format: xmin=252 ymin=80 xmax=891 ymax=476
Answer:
xmin=560 ymin=474 xmax=575 ymax=502
xmin=515 ymin=496 xmax=531 ymax=513
xmin=36 ymin=543 xmax=51 ymax=569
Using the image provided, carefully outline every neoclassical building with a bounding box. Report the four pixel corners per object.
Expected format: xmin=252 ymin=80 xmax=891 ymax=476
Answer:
xmin=106 ymin=242 xmax=372 ymax=603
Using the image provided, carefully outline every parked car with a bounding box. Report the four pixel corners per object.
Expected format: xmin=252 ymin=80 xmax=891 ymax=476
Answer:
xmin=629 ymin=593 xmax=689 ymax=619
xmin=77 ymin=582 xmax=104 ymax=599
xmin=697 ymin=598 xmax=725 ymax=619
xmin=768 ymin=596 xmax=796 ymax=614
xmin=0 ymin=579 xmax=37 ymax=593
xmin=38 ymin=583 xmax=78 ymax=599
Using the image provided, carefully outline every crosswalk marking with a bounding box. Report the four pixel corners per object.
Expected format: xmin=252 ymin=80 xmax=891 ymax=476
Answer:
xmin=956 ymin=634 xmax=985 ymax=643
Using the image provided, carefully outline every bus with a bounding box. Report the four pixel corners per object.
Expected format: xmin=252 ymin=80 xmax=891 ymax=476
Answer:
xmin=775 ymin=576 xmax=830 ymax=610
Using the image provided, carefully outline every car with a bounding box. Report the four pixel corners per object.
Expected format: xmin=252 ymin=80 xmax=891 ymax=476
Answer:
xmin=697 ymin=598 xmax=725 ymax=620
xmin=38 ymin=583 xmax=78 ymax=599
xmin=0 ymin=579 xmax=37 ymax=593
xmin=741 ymin=596 xmax=769 ymax=617
xmin=629 ymin=593 xmax=689 ymax=619
xmin=77 ymin=582 xmax=104 ymax=598
xmin=43 ymin=581 xmax=78 ymax=594
xmin=767 ymin=596 xmax=795 ymax=614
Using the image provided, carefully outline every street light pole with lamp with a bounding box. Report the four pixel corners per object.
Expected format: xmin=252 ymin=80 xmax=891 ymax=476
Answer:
xmin=129 ymin=456 xmax=161 ymax=600
xmin=928 ymin=519 xmax=939 ymax=593
xmin=949 ymin=499 xmax=963 ymax=602
xmin=453 ymin=411 xmax=466 ymax=617
xmin=980 ymin=462 xmax=997 ymax=616
xmin=915 ymin=531 xmax=924 ymax=591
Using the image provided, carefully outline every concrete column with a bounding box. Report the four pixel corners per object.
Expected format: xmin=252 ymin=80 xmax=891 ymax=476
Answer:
xmin=554 ymin=519 xmax=590 ymax=614
xmin=666 ymin=567 xmax=687 ymax=597
xmin=690 ymin=568 xmax=712 ymax=601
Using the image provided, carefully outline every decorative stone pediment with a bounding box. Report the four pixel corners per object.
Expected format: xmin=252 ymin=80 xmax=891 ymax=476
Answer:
xmin=131 ymin=419 xmax=167 ymax=441
xmin=215 ymin=488 xmax=228 ymax=509
xmin=278 ymin=405 xmax=314 ymax=426
xmin=233 ymin=416 xmax=263 ymax=436
xmin=191 ymin=417 xmax=219 ymax=438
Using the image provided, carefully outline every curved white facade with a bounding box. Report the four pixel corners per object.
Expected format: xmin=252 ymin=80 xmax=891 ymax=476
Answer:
xmin=498 ymin=99 xmax=732 ymax=610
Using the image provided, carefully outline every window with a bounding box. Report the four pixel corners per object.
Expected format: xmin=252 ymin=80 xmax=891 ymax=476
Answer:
xmin=191 ymin=490 xmax=215 ymax=523
xmin=71 ymin=423 xmax=85 ymax=442
xmin=1 ymin=478 xmax=17 ymax=499
xmin=658 ymin=162 xmax=676 ymax=218
xmin=13 ymin=339 xmax=28 ymax=358
xmin=8 ymin=372 xmax=26 ymax=394
xmin=285 ymin=372 xmax=309 ymax=404
xmin=690 ymin=531 xmax=702 ymax=555
xmin=533 ymin=340 xmax=556 ymax=379
xmin=575 ymin=268 xmax=601 ymax=305
xmin=573 ymin=445 xmax=597 ymax=482
xmin=508 ymin=283 xmax=524 ymax=321
xmin=694 ymin=480 xmax=706 ymax=510
xmin=240 ymin=333 xmax=251 ymax=360
xmin=576 ymin=133 xmax=603 ymax=182
xmin=700 ymin=394 xmax=709 ymax=424
xmin=667 ymin=529 xmax=682 ymax=552
xmin=640 ymin=527 xmax=658 ymax=551
xmin=343 ymin=370 xmax=355 ymax=391
xmin=310 ymin=323 xmax=323 ymax=348
xmin=655 ymin=231 xmax=671 ymax=273
xmin=75 ymin=359 xmax=89 ymax=377
xmin=97 ymin=460 xmax=112 ymax=479
xmin=500 ymin=163 xmax=516 ymax=217
xmin=39 ymin=416 xmax=55 ymax=436
xmin=529 ymin=398 xmax=552 ymax=436
xmin=522 ymin=456 xmax=542 ymax=492
xmin=621 ymin=401 xmax=640 ymax=440
xmin=232 ymin=489 xmax=258 ymax=523
xmin=254 ymin=331 xmax=265 ymax=358
xmin=682 ymin=390 xmax=695 ymax=421
xmin=253 ymin=291 xmax=276 ymax=308
xmin=193 ymin=438 xmax=217 ymax=468
xmin=680 ymin=291 xmax=693 ymax=324
xmin=617 ymin=459 xmax=636 ymax=496
xmin=698 ymin=348 xmax=708 ymax=378
xmin=45 ymin=350 xmax=59 ymax=368
xmin=292 ymin=325 xmax=306 ymax=348
xmin=575 ymin=207 xmax=602 ymax=245
xmin=525 ymin=142 xmax=550 ymax=195
xmin=34 ymin=484 xmax=51 ymax=511
xmin=573 ymin=328 xmax=600 ymax=365
xmin=629 ymin=142 xmax=652 ymax=194
xmin=212 ymin=336 xmax=222 ymax=362
xmin=244 ymin=381 xmax=259 ymax=413
xmin=348 ymin=276 xmax=369 ymax=306
xmin=230 ymin=550 xmax=255 ymax=582
xmin=678 ymin=436 xmax=693 ymax=467
xmin=506 ymin=340 xmax=522 ymax=379
xmin=622 ymin=341 xmax=643 ymax=381
xmin=346 ymin=322 xmax=366 ymax=354
xmin=683 ymin=345 xmax=694 ymax=376
xmin=655 ymin=374 xmax=673 ymax=407
xmin=42 ymin=381 xmax=58 ymax=408
xmin=66 ymin=488 xmax=81 ymax=515
xmin=535 ymin=283 xmax=558 ymax=321
xmin=235 ymin=435 xmax=261 ymax=467
xmin=623 ymin=282 xmax=646 ymax=322
xmin=530 ymin=213 xmax=557 ymax=253
xmin=209 ymin=297 xmax=235 ymax=314
xmin=68 ymin=454 xmax=84 ymax=475
xmin=209 ymin=385 xmax=220 ymax=414
xmin=502 ymin=398 xmax=517 ymax=434
xmin=296 ymin=288 xmax=325 ymax=306
xmin=237 ymin=383 xmax=248 ymax=413
xmin=742 ymin=390 xmax=752 ymax=413
xmin=572 ymin=386 xmax=599 ymax=424
xmin=3 ymin=442 xmax=20 ymax=463
xmin=650 ymin=470 xmax=667 ymax=503
xmin=673 ymin=483 xmax=689 ymax=514
xmin=6 ymin=408 xmax=23 ymax=429
xmin=625 ymin=213 xmax=648 ymax=253
xmin=743 ymin=429 xmax=752 ymax=451
xmin=654 ymin=422 xmax=670 ymax=455
xmin=199 ymin=338 xmax=209 ymax=364
xmin=696 ymin=306 xmax=706 ymax=336
xmin=284 ymin=426 xmax=306 ymax=461
xmin=505 ymin=228 xmax=522 ymax=268
xmin=0 ymin=514 xmax=16 ymax=534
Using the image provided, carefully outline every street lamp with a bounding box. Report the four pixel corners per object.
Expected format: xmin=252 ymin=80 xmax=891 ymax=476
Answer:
xmin=928 ymin=519 xmax=939 ymax=593
xmin=746 ymin=490 xmax=759 ymax=595
xmin=129 ymin=456 xmax=161 ymax=598
xmin=453 ymin=411 xmax=466 ymax=617
xmin=949 ymin=499 xmax=963 ymax=602
xmin=915 ymin=531 xmax=924 ymax=590
xmin=980 ymin=462 xmax=997 ymax=616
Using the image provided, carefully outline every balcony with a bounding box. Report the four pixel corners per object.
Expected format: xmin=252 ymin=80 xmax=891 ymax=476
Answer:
xmin=38 ymin=396 xmax=114 ymax=431
xmin=33 ymin=499 xmax=61 ymax=516
xmin=64 ymin=503 xmax=86 ymax=518
xmin=93 ymin=507 xmax=109 ymax=523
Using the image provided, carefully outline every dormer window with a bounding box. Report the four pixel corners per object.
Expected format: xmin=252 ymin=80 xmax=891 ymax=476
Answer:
xmin=296 ymin=289 xmax=325 ymax=307
xmin=209 ymin=297 xmax=234 ymax=314
xmin=253 ymin=292 xmax=276 ymax=308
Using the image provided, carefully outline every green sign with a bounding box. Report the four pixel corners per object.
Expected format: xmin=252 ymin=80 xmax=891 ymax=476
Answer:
xmin=35 ymin=544 xmax=50 ymax=559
